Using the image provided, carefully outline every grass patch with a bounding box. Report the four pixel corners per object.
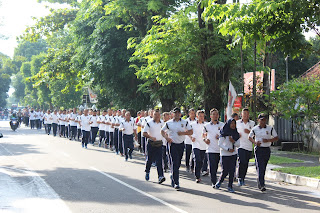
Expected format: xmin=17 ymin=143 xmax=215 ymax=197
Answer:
xmin=249 ymin=155 xmax=304 ymax=165
xmin=274 ymin=166 xmax=320 ymax=179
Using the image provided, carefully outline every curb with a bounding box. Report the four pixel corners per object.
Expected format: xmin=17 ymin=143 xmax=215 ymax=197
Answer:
xmin=265 ymin=168 xmax=320 ymax=190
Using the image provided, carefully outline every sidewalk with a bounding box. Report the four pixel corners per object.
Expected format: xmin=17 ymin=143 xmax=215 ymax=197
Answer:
xmin=248 ymin=146 xmax=320 ymax=190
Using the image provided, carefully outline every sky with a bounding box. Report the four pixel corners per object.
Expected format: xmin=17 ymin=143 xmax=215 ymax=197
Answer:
xmin=0 ymin=0 xmax=317 ymax=59
xmin=0 ymin=0 xmax=65 ymax=58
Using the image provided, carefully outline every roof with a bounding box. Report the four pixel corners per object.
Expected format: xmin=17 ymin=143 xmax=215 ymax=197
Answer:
xmin=301 ymin=61 xmax=320 ymax=78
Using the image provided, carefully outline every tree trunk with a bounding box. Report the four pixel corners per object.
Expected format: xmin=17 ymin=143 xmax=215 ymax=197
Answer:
xmin=198 ymin=1 xmax=229 ymax=119
xmin=160 ymin=97 xmax=175 ymax=112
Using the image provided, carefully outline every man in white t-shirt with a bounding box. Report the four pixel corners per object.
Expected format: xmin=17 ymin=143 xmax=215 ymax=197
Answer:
xmin=89 ymin=110 xmax=99 ymax=145
xmin=143 ymin=109 xmax=165 ymax=184
xmin=51 ymin=110 xmax=59 ymax=137
xmin=161 ymin=107 xmax=193 ymax=190
xmin=185 ymin=109 xmax=196 ymax=173
xmin=236 ymin=108 xmax=255 ymax=186
xmin=119 ymin=111 xmax=137 ymax=161
xmin=249 ymin=113 xmax=278 ymax=192
xmin=80 ymin=109 xmax=91 ymax=149
xmin=203 ymin=108 xmax=224 ymax=187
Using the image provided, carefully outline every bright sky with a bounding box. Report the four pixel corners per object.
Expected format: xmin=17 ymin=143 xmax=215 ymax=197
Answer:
xmin=0 ymin=0 xmax=65 ymax=58
xmin=0 ymin=0 xmax=317 ymax=59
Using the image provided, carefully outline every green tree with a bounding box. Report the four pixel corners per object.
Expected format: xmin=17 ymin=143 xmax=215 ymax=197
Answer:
xmin=0 ymin=53 xmax=11 ymax=107
xmin=270 ymin=78 xmax=320 ymax=152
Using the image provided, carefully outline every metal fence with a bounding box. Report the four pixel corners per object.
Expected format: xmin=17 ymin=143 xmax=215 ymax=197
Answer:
xmin=272 ymin=116 xmax=320 ymax=151
xmin=272 ymin=116 xmax=303 ymax=142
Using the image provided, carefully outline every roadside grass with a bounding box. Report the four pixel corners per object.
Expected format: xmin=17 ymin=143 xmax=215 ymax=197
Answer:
xmin=274 ymin=166 xmax=320 ymax=179
xmin=249 ymin=155 xmax=304 ymax=165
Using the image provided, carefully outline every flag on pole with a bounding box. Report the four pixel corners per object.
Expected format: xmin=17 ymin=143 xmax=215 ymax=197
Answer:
xmin=227 ymin=81 xmax=237 ymax=120
xmin=88 ymin=87 xmax=98 ymax=104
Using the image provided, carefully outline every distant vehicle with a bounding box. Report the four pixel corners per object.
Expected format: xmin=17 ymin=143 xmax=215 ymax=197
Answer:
xmin=11 ymin=104 xmax=18 ymax=111
xmin=10 ymin=117 xmax=19 ymax=131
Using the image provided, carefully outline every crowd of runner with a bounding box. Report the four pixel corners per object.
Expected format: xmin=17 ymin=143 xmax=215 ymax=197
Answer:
xmin=18 ymin=106 xmax=278 ymax=193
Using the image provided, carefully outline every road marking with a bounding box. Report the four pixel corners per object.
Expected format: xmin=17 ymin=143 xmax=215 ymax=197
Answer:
xmin=0 ymin=143 xmax=72 ymax=213
xmin=91 ymin=166 xmax=188 ymax=213
xmin=306 ymin=200 xmax=320 ymax=207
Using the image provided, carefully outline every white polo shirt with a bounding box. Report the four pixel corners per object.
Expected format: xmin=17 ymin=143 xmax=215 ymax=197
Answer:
xmin=185 ymin=117 xmax=197 ymax=145
xmin=90 ymin=115 xmax=99 ymax=128
xmin=29 ymin=112 xmax=35 ymax=120
xmin=59 ymin=114 xmax=66 ymax=126
xmin=143 ymin=120 xmax=164 ymax=141
xmin=108 ymin=116 xmax=115 ymax=133
xmin=203 ymin=121 xmax=224 ymax=153
xmin=98 ymin=115 xmax=107 ymax=131
xmin=52 ymin=114 xmax=59 ymax=124
xmin=113 ymin=116 xmax=120 ymax=129
xmin=190 ymin=121 xmax=207 ymax=150
xmin=35 ymin=111 xmax=40 ymax=120
xmin=80 ymin=115 xmax=91 ymax=131
xmin=119 ymin=118 xmax=136 ymax=135
xmin=161 ymin=118 xmax=192 ymax=144
xmin=76 ymin=115 xmax=81 ymax=129
xmin=249 ymin=125 xmax=278 ymax=148
xmin=69 ymin=113 xmax=77 ymax=127
xmin=45 ymin=113 xmax=53 ymax=125
xmin=105 ymin=115 xmax=111 ymax=132
xmin=237 ymin=119 xmax=255 ymax=151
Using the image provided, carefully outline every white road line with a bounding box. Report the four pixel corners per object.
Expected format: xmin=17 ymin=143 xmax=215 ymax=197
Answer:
xmin=0 ymin=143 xmax=72 ymax=213
xmin=91 ymin=166 xmax=188 ymax=213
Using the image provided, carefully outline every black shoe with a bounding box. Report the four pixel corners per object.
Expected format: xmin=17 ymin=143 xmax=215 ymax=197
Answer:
xmin=158 ymin=176 xmax=166 ymax=184
xmin=261 ymin=187 xmax=266 ymax=192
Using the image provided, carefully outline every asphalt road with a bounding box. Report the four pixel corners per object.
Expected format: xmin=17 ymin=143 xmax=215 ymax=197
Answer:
xmin=0 ymin=120 xmax=320 ymax=213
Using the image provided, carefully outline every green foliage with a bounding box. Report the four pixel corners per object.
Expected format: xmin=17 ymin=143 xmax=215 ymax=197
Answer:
xmin=20 ymin=8 xmax=78 ymax=42
xmin=204 ymin=0 xmax=319 ymax=57
xmin=14 ymin=39 xmax=48 ymax=61
xmin=270 ymin=78 xmax=320 ymax=151
xmin=0 ymin=53 xmax=12 ymax=107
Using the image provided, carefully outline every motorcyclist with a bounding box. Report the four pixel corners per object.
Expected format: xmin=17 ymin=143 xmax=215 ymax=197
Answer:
xmin=10 ymin=112 xmax=19 ymax=129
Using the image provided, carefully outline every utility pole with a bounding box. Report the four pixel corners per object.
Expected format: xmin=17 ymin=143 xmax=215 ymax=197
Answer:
xmin=253 ymin=41 xmax=257 ymax=121
xmin=285 ymin=55 xmax=289 ymax=83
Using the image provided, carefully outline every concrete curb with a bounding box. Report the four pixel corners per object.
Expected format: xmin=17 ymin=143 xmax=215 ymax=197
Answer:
xmin=265 ymin=166 xmax=320 ymax=190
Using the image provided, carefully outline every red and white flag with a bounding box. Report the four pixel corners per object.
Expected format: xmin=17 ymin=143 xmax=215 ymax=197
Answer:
xmin=227 ymin=81 xmax=237 ymax=119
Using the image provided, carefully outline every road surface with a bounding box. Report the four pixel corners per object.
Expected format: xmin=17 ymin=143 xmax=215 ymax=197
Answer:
xmin=0 ymin=120 xmax=320 ymax=213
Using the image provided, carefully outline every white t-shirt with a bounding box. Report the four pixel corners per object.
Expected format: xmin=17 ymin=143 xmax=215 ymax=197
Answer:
xmin=90 ymin=115 xmax=99 ymax=128
xmin=39 ymin=112 xmax=44 ymax=121
xmin=112 ymin=116 xmax=120 ymax=129
xmin=190 ymin=121 xmax=207 ymax=150
xmin=203 ymin=121 xmax=224 ymax=153
xmin=237 ymin=119 xmax=255 ymax=151
xmin=29 ymin=112 xmax=36 ymax=120
xmin=76 ymin=115 xmax=81 ymax=129
xmin=119 ymin=118 xmax=136 ymax=135
xmin=98 ymin=115 xmax=107 ymax=131
xmin=249 ymin=125 xmax=278 ymax=148
xmin=185 ymin=118 xmax=197 ymax=145
xmin=35 ymin=111 xmax=40 ymax=120
xmin=161 ymin=118 xmax=192 ymax=144
xmin=51 ymin=114 xmax=59 ymax=124
xmin=69 ymin=113 xmax=78 ymax=127
xmin=59 ymin=114 xmax=67 ymax=126
xmin=108 ymin=116 xmax=115 ymax=133
xmin=143 ymin=120 xmax=164 ymax=141
xmin=80 ymin=115 xmax=91 ymax=131
xmin=45 ymin=113 xmax=53 ymax=124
